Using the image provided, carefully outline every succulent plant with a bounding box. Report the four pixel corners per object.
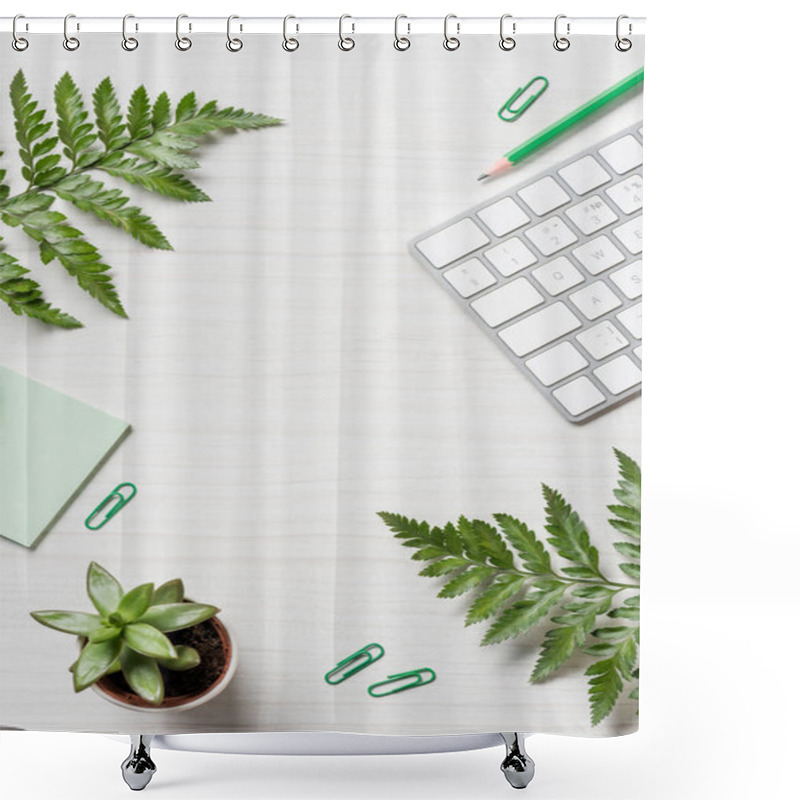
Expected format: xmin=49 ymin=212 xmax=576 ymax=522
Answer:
xmin=31 ymin=562 xmax=219 ymax=706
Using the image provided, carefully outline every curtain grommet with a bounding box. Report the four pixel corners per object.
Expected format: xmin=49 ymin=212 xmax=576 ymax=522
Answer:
xmin=226 ymin=15 xmax=243 ymax=52
xmin=12 ymin=14 xmax=29 ymax=51
xmin=615 ymin=15 xmax=633 ymax=51
xmin=63 ymin=13 xmax=80 ymax=51
xmin=394 ymin=15 xmax=411 ymax=50
xmin=121 ymin=14 xmax=138 ymax=51
xmin=338 ymin=14 xmax=355 ymax=51
xmin=282 ymin=15 xmax=299 ymax=51
xmin=499 ymin=14 xmax=516 ymax=51
xmin=175 ymin=13 xmax=192 ymax=51
xmin=443 ymin=14 xmax=460 ymax=51
xmin=553 ymin=14 xmax=570 ymax=51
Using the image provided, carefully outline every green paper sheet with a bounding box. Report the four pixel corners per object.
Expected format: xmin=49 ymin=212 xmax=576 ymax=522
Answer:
xmin=0 ymin=366 xmax=131 ymax=548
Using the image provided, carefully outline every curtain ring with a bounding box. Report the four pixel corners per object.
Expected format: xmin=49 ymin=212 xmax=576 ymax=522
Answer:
xmin=175 ymin=14 xmax=192 ymax=50
xmin=338 ymin=14 xmax=355 ymax=51
xmin=226 ymin=15 xmax=243 ymax=51
xmin=394 ymin=14 xmax=410 ymax=50
xmin=553 ymin=14 xmax=570 ymax=51
xmin=12 ymin=14 xmax=29 ymax=51
xmin=615 ymin=15 xmax=632 ymax=51
xmin=499 ymin=14 xmax=516 ymax=51
xmin=121 ymin=14 xmax=138 ymax=51
xmin=443 ymin=14 xmax=460 ymax=51
xmin=282 ymin=15 xmax=299 ymax=51
xmin=63 ymin=13 xmax=80 ymax=51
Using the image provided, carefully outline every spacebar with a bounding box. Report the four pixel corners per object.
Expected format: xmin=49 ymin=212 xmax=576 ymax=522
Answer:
xmin=498 ymin=302 xmax=581 ymax=357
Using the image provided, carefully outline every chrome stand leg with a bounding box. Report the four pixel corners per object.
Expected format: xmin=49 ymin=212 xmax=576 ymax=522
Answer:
xmin=121 ymin=735 xmax=156 ymax=791
xmin=500 ymin=732 xmax=535 ymax=789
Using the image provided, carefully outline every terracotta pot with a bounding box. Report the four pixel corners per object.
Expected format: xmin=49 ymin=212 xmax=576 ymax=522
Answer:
xmin=88 ymin=615 xmax=238 ymax=713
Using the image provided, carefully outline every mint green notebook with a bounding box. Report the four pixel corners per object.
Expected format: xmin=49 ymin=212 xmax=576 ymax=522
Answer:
xmin=0 ymin=366 xmax=131 ymax=548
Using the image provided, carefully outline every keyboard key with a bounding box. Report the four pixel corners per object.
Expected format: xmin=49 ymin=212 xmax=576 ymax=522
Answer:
xmin=525 ymin=217 xmax=578 ymax=256
xmin=576 ymin=320 xmax=628 ymax=360
xmin=470 ymin=278 xmax=544 ymax=328
xmin=599 ymin=135 xmax=643 ymax=174
xmin=526 ymin=342 xmax=588 ymax=386
xmin=443 ymin=258 xmax=497 ymax=298
xmin=517 ymin=176 xmax=570 ymax=216
xmin=552 ymin=376 xmax=605 ymax=416
xmin=616 ymin=303 xmax=642 ymax=339
xmin=558 ymin=156 xmax=611 ymax=195
xmin=484 ymin=237 xmax=537 ymax=277
xmin=477 ymin=197 xmax=529 ymax=237
xmin=532 ymin=256 xmax=584 ymax=295
xmin=565 ymin=196 xmax=618 ymax=235
xmin=610 ymin=260 xmax=642 ymax=299
xmin=594 ymin=355 xmax=641 ymax=394
xmin=606 ymin=174 xmax=643 ymax=214
xmin=417 ymin=218 xmax=490 ymax=269
xmin=572 ymin=236 xmax=625 ymax=275
xmin=498 ymin=302 xmax=581 ymax=357
xmin=569 ymin=282 xmax=622 ymax=321
xmin=612 ymin=217 xmax=643 ymax=254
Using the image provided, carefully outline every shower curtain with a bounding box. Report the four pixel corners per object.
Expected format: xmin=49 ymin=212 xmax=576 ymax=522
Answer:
xmin=0 ymin=19 xmax=644 ymax=738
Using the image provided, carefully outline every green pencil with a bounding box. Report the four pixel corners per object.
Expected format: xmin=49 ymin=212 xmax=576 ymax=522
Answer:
xmin=478 ymin=66 xmax=644 ymax=180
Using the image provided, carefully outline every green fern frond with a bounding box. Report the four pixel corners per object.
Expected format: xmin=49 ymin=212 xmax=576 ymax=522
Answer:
xmin=0 ymin=243 xmax=81 ymax=327
xmin=53 ymin=173 xmax=172 ymax=250
xmin=378 ymin=449 xmax=642 ymax=726
xmin=1 ymin=70 xmax=281 ymax=327
xmin=54 ymin=72 xmax=98 ymax=168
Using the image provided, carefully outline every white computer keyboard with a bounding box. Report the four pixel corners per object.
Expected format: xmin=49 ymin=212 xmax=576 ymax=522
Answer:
xmin=410 ymin=123 xmax=643 ymax=423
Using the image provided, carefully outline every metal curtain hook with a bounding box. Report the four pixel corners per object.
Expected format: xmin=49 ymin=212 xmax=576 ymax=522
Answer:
xmin=553 ymin=14 xmax=570 ymax=51
xmin=283 ymin=15 xmax=299 ymax=51
xmin=12 ymin=14 xmax=29 ymax=51
xmin=443 ymin=14 xmax=460 ymax=51
xmin=175 ymin=13 xmax=192 ymax=50
xmin=122 ymin=14 xmax=138 ymax=51
xmin=615 ymin=14 xmax=632 ymax=51
xmin=227 ymin=15 xmax=243 ymax=51
xmin=394 ymin=14 xmax=410 ymax=50
xmin=499 ymin=14 xmax=516 ymax=51
xmin=63 ymin=13 xmax=80 ymax=51
xmin=338 ymin=14 xmax=355 ymax=51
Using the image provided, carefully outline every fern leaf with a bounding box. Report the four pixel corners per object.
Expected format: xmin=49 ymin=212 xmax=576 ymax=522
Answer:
xmin=53 ymin=173 xmax=172 ymax=250
xmin=96 ymin=153 xmax=210 ymax=202
xmin=530 ymin=626 xmax=583 ymax=682
xmin=5 ymin=196 xmax=126 ymax=317
xmin=151 ymin=92 xmax=171 ymax=131
xmin=170 ymin=100 xmax=282 ymax=137
xmin=54 ymin=73 xmax=98 ymax=168
xmin=92 ymin=77 xmax=128 ymax=151
xmin=465 ymin=574 xmax=526 ymax=625
xmin=439 ymin=566 xmax=495 ymax=599
xmin=10 ymin=70 xmax=67 ymax=188
xmin=418 ymin=558 xmax=469 ymax=578
xmin=542 ymin=485 xmax=603 ymax=580
xmin=618 ymin=563 xmax=640 ymax=580
xmin=494 ymin=513 xmax=552 ymax=575
xmin=608 ymin=448 xmax=641 ymax=540
xmin=481 ymin=582 xmax=567 ymax=646
xmin=585 ymin=631 xmax=637 ymax=725
xmin=127 ymin=85 xmax=152 ymax=139
xmin=126 ymin=140 xmax=200 ymax=170
xmin=0 ymin=245 xmax=81 ymax=327
xmin=175 ymin=91 xmax=198 ymax=123
xmin=613 ymin=542 xmax=640 ymax=561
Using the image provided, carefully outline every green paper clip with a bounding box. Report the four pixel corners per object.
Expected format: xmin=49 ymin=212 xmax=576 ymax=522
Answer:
xmin=498 ymin=76 xmax=549 ymax=122
xmin=325 ymin=643 xmax=385 ymax=685
xmin=85 ymin=483 xmax=137 ymax=530
xmin=368 ymin=668 xmax=436 ymax=697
